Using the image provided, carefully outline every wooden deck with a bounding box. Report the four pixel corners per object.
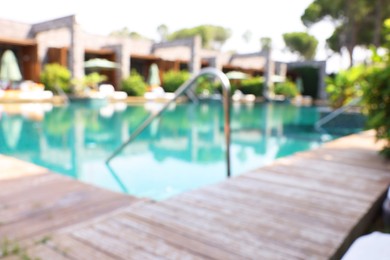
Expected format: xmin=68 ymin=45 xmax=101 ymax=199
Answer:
xmin=1 ymin=131 xmax=389 ymax=259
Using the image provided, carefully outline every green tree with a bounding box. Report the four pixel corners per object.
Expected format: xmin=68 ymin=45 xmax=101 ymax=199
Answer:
xmin=109 ymin=27 xmax=150 ymax=40
xmin=301 ymin=0 xmax=390 ymax=66
xmin=283 ymin=32 xmax=318 ymax=60
xmin=109 ymin=27 xmax=131 ymax=37
xmin=168 ymin=25 xmax=231 ymax=50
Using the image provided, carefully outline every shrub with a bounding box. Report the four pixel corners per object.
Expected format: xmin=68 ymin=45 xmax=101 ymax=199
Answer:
xmin=325 ymin=65 xmax=367 ymax=108
xmin=121 ymin=70 xmax=147 ymax=96
xmin=363 ymin=64 xmax=390 ymax=158
xmin=40 ymin=63 xmax=72 ymax=93
xmin=360 ymin=18 xmax=390 ymax=159
xmin=274 ymin=80 xmax=299 ymax=98
xmin=83 ymin=72 xmax=107 ymax=89
xmin=238 ymin=76 xmax=264 ymax=96
xmin=71 ymin=72 xmax=108 ymax=94
xmin=162 ymin=70 xmax=191 ymax=93
xmin=193 ymin=74 xmax=223 ymax=95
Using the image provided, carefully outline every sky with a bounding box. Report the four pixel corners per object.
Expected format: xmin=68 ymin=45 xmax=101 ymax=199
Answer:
xmin=0 ymin=0 xmax=344 ymax=72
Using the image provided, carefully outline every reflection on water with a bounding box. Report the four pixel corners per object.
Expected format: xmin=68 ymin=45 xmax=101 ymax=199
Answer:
xmin=0 ymin=101 xmax=345 ymax=200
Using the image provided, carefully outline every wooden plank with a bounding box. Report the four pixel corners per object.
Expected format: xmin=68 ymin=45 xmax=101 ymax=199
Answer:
xmin=0 ymin=172 xmax=58 ymax=197
xmin=120 ymin=207 xmax=311 ymax=259
xmin=244 ymin=168 xmax=378 ymax=202
xmin=113 ymin=211 xmax=244 ymax=260
xmin=175 ymin=189 xmax=348 ymax=237
xmin=22 ymin=244 xmax=70 ymax=260
xmin=162 ymin=195 xmax=340 ymax=247
xmin=207 ymin=176 xmax=366 ymax=216
xmin=298 ymin=147 xmax=390 ymax=172
xmin=324 ymin=131 xmax=385 ymax=150
xmin=91 ymin=218 xmax=206 ymax=259
xmin=70 ymin=227 xmax=161 ymax=260
xmin=181 ymin=184 xmax=360 ymax=226
xmin=270 ymin=152 xmax=390 ymax=180
xmin=145 ymin=199 xmax=339 ymax=258
xmin=0 ymin=177 xmax=128 ymax=220
xmin=0 ymin=192 xmax=136 ymax=240
xmin=0 ymin=177 xmax=96 ymax=224
xmin=0 ymin=155 xmax=49 ymax=179
xmin=276 ymin=154 xmax=390 ymax=181
xmin=46 ymin=234 xmax=118 ymax=260
xmin=0 ymin=159 xmax=143 ymax=242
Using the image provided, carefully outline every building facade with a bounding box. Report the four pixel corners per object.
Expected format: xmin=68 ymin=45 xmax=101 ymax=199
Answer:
xmin=0 ymin=15 xmax=326 ymax=99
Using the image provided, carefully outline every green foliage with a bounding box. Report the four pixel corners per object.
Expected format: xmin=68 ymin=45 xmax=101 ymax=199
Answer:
xmin=71 ymin=72 xmax=107 ymax=94
xmin=274 ymin=80 xmax=299 ymax=98
xmin=193 ymin=75 xmax=219 ymax=95
xmin=301 ymin=1 xmax=324 ymax=27
xmin=362 ymin=31 xmax=390 ymax=158
xmin=121 ymin=70 xmax=147 ymax=96
xmin=168 ymin=25 xmax=231 ymax=50
xmin=325 ymin=20 xmax=390 ymax=158
xmin=109 ymin=27 xmax=150 ymax=40
xmin=302 ymin=0 xmax=390 ymax=64
xmin=162 ymin=70 xmax=191 ymax=93
xmin=239 ymin=77 xmax=264 ymax=96
xmin=326 ymin=26 xmax=344 ymax=53
xmin=283 ymin=32 xmax=318 ymax=60
xmin=83 ymin=72 xmax=107 ymax=89
xmin=40 ymin=63 xmax=71 ymax=93
xmin=363 ymin=65 xmax=390 ymax=157
xmin=301 ymin=0 xmax=344 ymax=27
xmin=325 ymin=65 xmax=367 ymax=108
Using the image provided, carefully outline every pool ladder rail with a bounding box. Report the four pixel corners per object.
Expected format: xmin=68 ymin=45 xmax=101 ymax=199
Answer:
xmin=105 ymin=67 xmax=232 ymax=178
xmin=315 ymin=96 xmax=362 ymax=132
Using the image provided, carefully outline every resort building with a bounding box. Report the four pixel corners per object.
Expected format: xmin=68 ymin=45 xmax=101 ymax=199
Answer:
xmin=0 ymin=14 xmax=326 ymax=99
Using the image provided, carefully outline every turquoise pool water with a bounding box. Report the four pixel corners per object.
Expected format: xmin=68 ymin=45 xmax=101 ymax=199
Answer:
xmin=0 ymin=102 xmax=357 ymax=200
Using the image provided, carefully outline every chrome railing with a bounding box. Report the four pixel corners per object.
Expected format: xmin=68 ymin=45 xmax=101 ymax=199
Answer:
xmin=54 ymin=84 xmax=69 ymax=104
xmin=315 ymin=97 xmax=361 ymax=131
xmin=106 ymin=67 xmax=232 ymax=177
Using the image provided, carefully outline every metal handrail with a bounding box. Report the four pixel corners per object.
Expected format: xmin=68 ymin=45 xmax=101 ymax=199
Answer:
xmin=54 ymin=84 xmax=69 ymax=104
xmin=106 ymin=67 xmax=232 ymax=177
xmin=315 ymin=97 xmax=361 ymax=131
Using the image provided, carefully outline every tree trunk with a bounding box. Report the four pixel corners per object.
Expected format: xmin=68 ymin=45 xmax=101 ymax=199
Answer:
xmin=373 ymin=0 xmax=383 ymax=47
xmin=345 ymin=0 xmax=357 ymax=67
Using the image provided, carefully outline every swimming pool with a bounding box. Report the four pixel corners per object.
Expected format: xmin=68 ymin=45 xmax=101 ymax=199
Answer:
xmin=0 ymin=101 xmax=358 ymax=200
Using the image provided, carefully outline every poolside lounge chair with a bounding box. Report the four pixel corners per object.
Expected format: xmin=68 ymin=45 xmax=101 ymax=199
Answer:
xmin=99 ymin=84 xmax=128 ymax=101
xmin=342 ymin=232 xmax=390 ymax=259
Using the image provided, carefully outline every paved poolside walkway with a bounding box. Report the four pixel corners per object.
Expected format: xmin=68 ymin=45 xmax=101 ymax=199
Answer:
xmin=0 ymin=131 xmax=389 ymax=259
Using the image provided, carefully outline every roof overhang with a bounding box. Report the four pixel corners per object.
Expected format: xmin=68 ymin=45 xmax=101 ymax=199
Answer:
xmin=85 ymin=48 xmax=115 ymax=55
xmin=0 ymin=37 xmax=37 ymax=46
xmin=131 ymin=54 xmax=161 ymax=61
